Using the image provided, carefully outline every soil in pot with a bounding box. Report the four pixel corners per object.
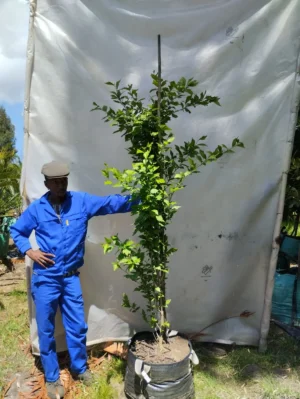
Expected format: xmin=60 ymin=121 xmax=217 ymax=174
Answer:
xmin=125 ymin=333 xmax=197 ymax=399
xmin=132 ymin=335 xmax=190 ymax=364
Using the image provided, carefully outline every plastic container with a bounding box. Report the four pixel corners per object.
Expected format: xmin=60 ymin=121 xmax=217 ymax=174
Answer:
xmin=124 ymin=331 xmax=199 ymax=399
xmin=0 ymin=232 xmax=9 ymax=258
xmin=272 ymin=271 xmax=300 ymax=326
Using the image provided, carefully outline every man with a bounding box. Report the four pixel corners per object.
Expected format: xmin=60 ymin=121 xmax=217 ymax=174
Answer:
xmin=10 ymin=161 xmax=136 ymax=399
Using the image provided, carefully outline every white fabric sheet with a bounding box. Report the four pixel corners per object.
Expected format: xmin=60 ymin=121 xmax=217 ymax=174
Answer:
xmin=20 ymin=0 xmax=300 ymax=353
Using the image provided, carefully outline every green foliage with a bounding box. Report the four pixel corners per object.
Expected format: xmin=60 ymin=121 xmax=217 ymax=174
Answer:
xmin=0 ymin=150 xmax=22 ymax=215
xmin=93 ymin=73 xmax=243 ymax=337
xmin=283 ymin=111 xmax=300 ymax=235
xmin=0 ymin=106 xmax=15 ymax=153
xmin=0 ymin=283 xmax=31 ymax=394
xmin=0 ymin=107 xmax=21 ymax=215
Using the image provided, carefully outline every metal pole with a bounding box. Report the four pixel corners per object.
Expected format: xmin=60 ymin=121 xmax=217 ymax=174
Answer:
xmin=157 ymin=34 xmax=161 ymax=122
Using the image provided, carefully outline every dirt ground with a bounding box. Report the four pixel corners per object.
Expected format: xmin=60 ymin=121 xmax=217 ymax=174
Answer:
xmin=0 ymin=259 xmax=26 ymax=294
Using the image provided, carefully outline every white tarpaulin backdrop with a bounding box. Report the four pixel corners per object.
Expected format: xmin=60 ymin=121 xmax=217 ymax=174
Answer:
xmin=21 ymin=0 xmax=300 ymax=353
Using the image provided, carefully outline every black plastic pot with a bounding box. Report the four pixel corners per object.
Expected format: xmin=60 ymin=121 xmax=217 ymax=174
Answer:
xmin=124 ymin=331 xmax=199 ymax=399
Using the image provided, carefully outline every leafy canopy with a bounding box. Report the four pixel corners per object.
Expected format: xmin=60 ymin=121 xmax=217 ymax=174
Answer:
xmin=92 ymin=73 xmax=243 ymax=337
xmin=0 ymin=107 xmax=21 ymax=215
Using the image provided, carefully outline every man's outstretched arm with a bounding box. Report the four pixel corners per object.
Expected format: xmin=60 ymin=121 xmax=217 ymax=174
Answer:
xmin=84 ymin=193 xmax=138 ymax=219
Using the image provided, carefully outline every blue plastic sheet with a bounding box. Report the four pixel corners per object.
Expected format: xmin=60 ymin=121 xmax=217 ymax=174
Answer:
xmin=280 ymin=235 xmax=300 ymax=263
xmin=272 ymin=272 xmax=300 ymax=326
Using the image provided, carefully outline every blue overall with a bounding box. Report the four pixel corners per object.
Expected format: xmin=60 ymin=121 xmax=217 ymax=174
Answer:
xmin=10 ymin=191 xmax=134 ymax=382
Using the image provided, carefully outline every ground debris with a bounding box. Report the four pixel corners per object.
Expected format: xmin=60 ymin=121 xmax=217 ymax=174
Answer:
xmin=3 ymin=346 xmax=122 ymax=399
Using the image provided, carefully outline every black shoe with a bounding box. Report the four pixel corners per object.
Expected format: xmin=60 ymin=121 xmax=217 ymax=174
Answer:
xmin=76 ymin=370 xmax=93 ymax=386
xmin=46 ymin=379 xmax=65 ymax=399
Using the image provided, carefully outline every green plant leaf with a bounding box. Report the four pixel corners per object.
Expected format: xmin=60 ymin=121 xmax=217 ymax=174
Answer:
xmin=112 ymin=262 xmax=119 ymax=271
xmin=103 ymin=243 xmax=112 ymax=254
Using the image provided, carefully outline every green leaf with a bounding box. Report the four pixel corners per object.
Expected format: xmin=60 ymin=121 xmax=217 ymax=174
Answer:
xmin=132 ymin=256 xmax=140 ymax=264
xmin=105 ymin=81 xmax=114 ymax=86
xmin=112 ymin=262 xmax=119 ymax=271
xmin=142 ymin=310 xmax=148 ymax=323
xmin=103 ymin=243 xmax=112 ymax=254
xmin=156 ymin=215 xmax=164 ymax=222
xmin=150 ymin=188 xmax=158 ymax=194
xmin=156 ymin=178 xmax=165 ymax=184
xmin=188 ymin=79 xmax=198 ymax=87
xmin=155 ymin=287 xmax=161 ymax=293
xmin=104 ymin=180 xmax=112 ymax=185
xmin=170 ymin=186 xmax=184 ymax=193
xmin=124 ymin=240 xmax=135 ymax=247
xmin=200 ymin=150 xmax=207 ymax=159
xmin=131 ymin=304 xmax=140 ymax=312
xmin=122 ymin=293 xmax=130 ymax=308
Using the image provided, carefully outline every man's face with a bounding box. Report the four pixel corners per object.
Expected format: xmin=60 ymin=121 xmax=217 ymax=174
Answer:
xmin=45 ymin=177 xmax=68 ymax=198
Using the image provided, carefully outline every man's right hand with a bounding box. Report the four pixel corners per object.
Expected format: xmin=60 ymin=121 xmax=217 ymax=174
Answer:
xmin=26 ymin=249 xmax=55 ymax=268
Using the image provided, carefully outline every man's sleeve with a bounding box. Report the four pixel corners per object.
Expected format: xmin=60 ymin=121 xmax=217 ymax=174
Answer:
xmin=10 ymin=206 xmax=37 ymax=255
xmin=84 ymin=193 xmax=136 ymax=219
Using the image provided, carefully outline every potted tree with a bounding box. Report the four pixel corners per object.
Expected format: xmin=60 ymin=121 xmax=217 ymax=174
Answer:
xmin=92 ymin=60 xmax=243 ymax=398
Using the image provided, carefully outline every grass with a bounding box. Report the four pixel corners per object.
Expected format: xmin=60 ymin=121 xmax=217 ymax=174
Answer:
xmin=1 ymin=285 xmax=300 ymax=398
xmin=0 ymin=282 xmax=33 ymax=394
xmin=74 ymin=358 xmax=126 ymax=399
xmin=193 ymin=327 xmax=300 ymax=399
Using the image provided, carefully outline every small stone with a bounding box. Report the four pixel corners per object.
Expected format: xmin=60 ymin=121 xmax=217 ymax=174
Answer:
xmin=202 ymin=345 xmax=227 ymax=358
xmin=241 ymin=364 xmax=262 ymax=379
xmin=110 ymin=380 xmax=127 ymax=399
xmin=4 ymin=372 xmax=33 ymax=398
xmin=273 ymin=368 xmax=290 ymax=378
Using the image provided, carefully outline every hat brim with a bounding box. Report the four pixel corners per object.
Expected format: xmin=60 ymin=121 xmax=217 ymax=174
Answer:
xmin=44 ymin=174 xmax=69 ymax=180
